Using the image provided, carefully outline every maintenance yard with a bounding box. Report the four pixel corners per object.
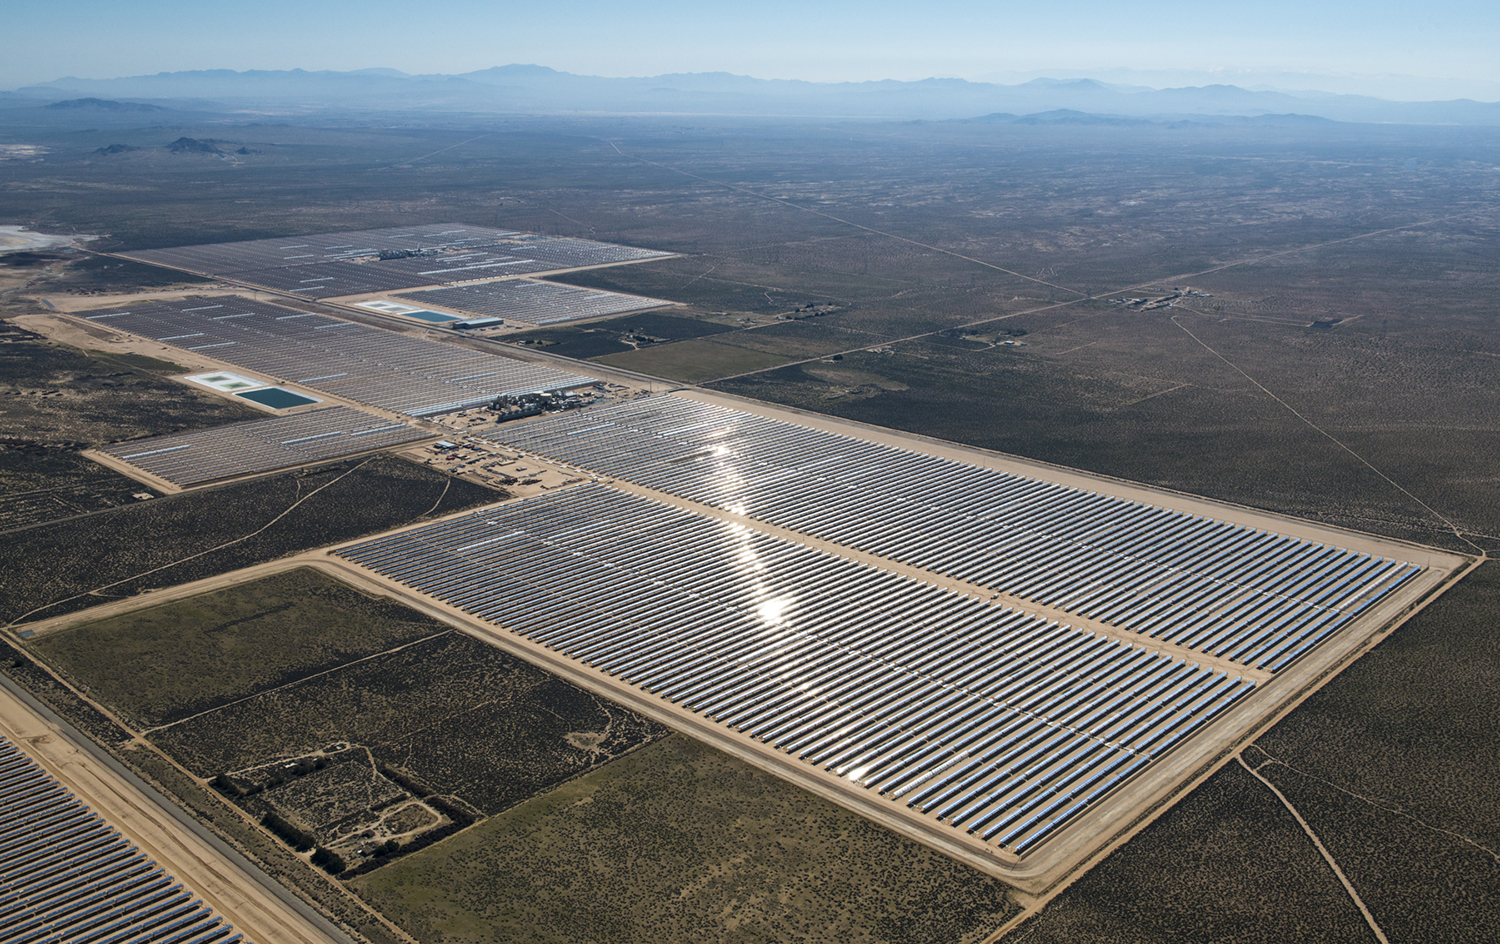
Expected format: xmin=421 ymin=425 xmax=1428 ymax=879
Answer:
xmin=119 ymin=224 xmax=674 ymax=300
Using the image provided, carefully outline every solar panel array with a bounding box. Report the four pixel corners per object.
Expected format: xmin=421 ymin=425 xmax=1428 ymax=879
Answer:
xmin=85 ymin=297 xmax=597 ymax=416
xmin=102 ymin=406 xmax=429 ymax=487
xmin=396 ymin=279 xmax=672 ymax=326
xmin=120 ymin=225 xmax=673 ymax=300
xmin=488 ymin=397 xmax=1418 ymax=673
xmin=0 ymin=736 xmax=242 ymax=944
xmin=339 ymin=484 xmax=1255 ymax=854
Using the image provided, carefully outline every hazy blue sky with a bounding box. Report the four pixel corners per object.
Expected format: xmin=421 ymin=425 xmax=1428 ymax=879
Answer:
xmin=7 ymin=0 xmax=1499 ymax=98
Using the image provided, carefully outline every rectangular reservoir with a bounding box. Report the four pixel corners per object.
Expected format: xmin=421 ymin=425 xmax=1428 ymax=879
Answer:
xmin=236 ymin=386 xmax=321 ymax=409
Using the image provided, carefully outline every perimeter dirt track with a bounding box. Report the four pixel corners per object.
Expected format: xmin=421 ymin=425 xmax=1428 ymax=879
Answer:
xmin=0 ymin=679 xmax=344 ymax=944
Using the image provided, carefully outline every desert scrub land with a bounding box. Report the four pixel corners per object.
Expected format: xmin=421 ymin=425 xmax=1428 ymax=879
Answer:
xmin=31 ymin=567 xmax=451 ymax=727
xmin=149 ymin=631 xmax=667 ymax=817
xmin=355 ymin=734 xmax=1019 ymax=944
xmin=0 ymin=454 xmax=494 ymax=625
xmin=1010 ymin=761 xmax=1381 ymax=944
xmin=29 ymin=568 xmax=667 ymax=822
xmin=24 ymin=568 xmax=668 ymax=876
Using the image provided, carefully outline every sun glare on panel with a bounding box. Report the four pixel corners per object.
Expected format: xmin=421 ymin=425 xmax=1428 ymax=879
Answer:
xmin=756 ymin=594 xmax=795 ymax=627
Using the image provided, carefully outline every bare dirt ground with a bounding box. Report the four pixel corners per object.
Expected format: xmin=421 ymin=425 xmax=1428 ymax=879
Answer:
xmin=0 ymin=225 xmax=94 ymax=253
xmin=0 ymin=679 xmax=343 ymax=944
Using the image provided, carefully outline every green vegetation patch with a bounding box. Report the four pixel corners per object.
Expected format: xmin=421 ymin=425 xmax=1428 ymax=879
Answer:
xmin=505 ymin=329 xmax=633 ymax=359
xmin=33 ymin=567 xmax=448 ymax=728
xmin=601 ymin=312 xmax=735 ymax=342
xmin=355 ymin=734 xmax=1017 ymax=944
xmin=595 ymin=336 xmax=795 ymax=382
xmin=507 ymin=312 xmax=734 ymax=361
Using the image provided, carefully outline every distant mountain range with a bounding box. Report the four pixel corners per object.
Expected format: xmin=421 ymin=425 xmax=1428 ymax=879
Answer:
xmin=41 ymin=97 xmax=167 ymax=113
xmin=7 ymin=66 xmax=1500 ymax=125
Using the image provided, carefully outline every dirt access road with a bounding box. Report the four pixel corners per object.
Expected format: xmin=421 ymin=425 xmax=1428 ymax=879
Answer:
xmin=0 ymin=676 xmax=348 ymax=944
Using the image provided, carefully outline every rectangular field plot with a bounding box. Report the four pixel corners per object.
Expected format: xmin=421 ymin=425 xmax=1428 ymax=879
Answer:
xmin=338 ymin=484 xmax=1256 ymax=855
xmin=82 ymin=296 xmax=597 ymax=416
xmin=119 ymin=224 xmax=673 ymax=299
xmin=0 ymin=736 xmax=241 ymax=944
xmin=102 ymin=405 xmax=427 ymax=487
xmin=487 ymin=397 xmax=1419 ymax=673
xmin=397 ymin=279 xmax=672 ymax=326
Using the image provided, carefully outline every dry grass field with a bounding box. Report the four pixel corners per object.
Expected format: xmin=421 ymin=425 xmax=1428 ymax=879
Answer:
xmin=356 ymin=734 xmax=1020 ymax=944
xmin=0 ymin=456 xmax=494 ymax=626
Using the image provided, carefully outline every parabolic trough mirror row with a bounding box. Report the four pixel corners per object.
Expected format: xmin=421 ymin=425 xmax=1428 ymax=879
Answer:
xmin=0 ymin=736 xmax=241 ymax=944
xmin=338 ymin=484 xmax=1257 ymax=855
xmin=101 ymin=405 xmax=428 ymax=487
xmin=486 ymin=396 xmax=1419 ymax=672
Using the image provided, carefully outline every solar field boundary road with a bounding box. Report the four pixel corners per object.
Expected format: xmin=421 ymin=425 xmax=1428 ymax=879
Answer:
xmin=80 ymin=296 xmax=597 ymax=416
xmin=100 ymin=406 xmax=429 ymax=488
xmin=119 ymin=224 xmax=674 ymax=300
xmin=394 ymin=279 xmax=674 ymax=326
xmin=0 ymin=735 xmax=243 ymax=944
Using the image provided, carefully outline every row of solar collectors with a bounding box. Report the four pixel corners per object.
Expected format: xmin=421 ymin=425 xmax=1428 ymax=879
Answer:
xmin=214 ymin=236 xmax=669 ymax=300
xmin=84 ymin=297 xmax=596 ymax=416
xmin=488 ymin=397 xmax=1418 ymax=672
xmin=212 ymin=262 xmax=502 ymax=299
xmin=122 ymin=228 xmax=671 ymax=300
xmin=120 ymin=224 xmax=524 ymax=277
xmin=101 ymin=406 xmax=427 ymax=487
xmin=0 ymin=738 xmax=240 ymax=944
xmin=397 ymin=279 xmax=672 ymax=326
xmin=504 ymin=236 xmax=673 ymax=269
xmin=339 ymin=484 xmax=1254 ymax=853
xmin=232 ymin=253 xmax=573 ymax=299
